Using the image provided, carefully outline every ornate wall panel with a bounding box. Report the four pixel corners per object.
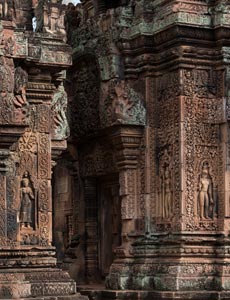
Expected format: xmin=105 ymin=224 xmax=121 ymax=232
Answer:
xmin=70 ymin=56 xmax=101 ymax=138
xmin=152 ymin=71 xmax=181 ymax=232
xmin=183 ymin=68 xmax=225 ymax=231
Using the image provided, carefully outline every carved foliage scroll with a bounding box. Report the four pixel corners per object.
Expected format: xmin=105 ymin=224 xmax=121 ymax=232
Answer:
xmin=70 ymin=57 xmax=100 ymax=138
xmin=38 ymin=133 xmax=50 ymax=180
xmin=79 ymin=141 xmax=116 ymax=178
xmin=183 ymin=68 xmax=223 ymax=231
xmin=154 ymin=71 xmax=180 ymax=232
xmin=119 ymin=169 xmax=136 ymax=219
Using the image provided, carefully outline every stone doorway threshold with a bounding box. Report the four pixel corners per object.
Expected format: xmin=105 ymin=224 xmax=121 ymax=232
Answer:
xmin=77 ymin=286 xmax=230 ymax=300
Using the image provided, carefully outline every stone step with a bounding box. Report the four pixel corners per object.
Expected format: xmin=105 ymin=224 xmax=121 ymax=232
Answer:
xmin=77 ymin=287 xmax=230 ymax=300
xmin=0 ymin=268 xmax=88 ymax=300
xmin=2 ymin=295 xmax=87 ymax=300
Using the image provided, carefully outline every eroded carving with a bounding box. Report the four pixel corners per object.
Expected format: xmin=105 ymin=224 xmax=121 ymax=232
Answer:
xmin=34 ymin=0 xmax=66 ymax=38
xmin=51 ymin=84 xmax=70 ymax=140
xmin=101 ymin=80 xmax=146 ymax=127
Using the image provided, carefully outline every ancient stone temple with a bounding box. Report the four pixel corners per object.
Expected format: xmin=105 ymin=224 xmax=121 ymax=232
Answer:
xmin=2 ymin=0 xmax=230 ymax=300
xmin=0 ymin=0 xmax=87 ymax=299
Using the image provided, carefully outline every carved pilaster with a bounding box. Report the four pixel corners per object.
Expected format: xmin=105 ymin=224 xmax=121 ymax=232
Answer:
xmin=110 ymin=125 xmax=144 ymax=170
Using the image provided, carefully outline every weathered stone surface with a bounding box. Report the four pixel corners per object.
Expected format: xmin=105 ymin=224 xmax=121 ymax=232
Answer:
xmin=0 ymin=1 xmax=84 ymax=300
xmin=52 ymin=0 xmax=230 ymax=299
xmin=3 ymin=0 xmax=230 ymax=299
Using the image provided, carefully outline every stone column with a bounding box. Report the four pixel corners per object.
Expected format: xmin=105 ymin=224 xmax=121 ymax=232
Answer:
xmin=107 ymin=125 xmax=144 ymax=289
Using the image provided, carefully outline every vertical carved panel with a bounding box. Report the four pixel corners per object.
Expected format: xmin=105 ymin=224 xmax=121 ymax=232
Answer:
xmin=38 ymin=133 xmax=51 ymax=180
xmin=70 ymin=56 xmax=100 ymax=138
xmin=37 ymin=104 xmax=50 ymax=133
xmin=153 ymin=71 xmax=180 ymax=232
xmin=0 ymin=175 xmax=6 ymax=240
xmin=38 ymin=180 xmax=50 ymax=211
xmin=183 ymin=68 xmax=224 ymax=231
xmin=119 ymin=169 xmax=136 ymax=220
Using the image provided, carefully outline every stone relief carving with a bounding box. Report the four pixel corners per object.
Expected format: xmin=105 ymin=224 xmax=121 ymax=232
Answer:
xmin=14 ymin=67 xmax=28 ymax=107
xmin=101 ymin=80 xmax=146 ymax=127
xmin=19 ymin=171 xmax=35 ymax=229
xmin=183 ymin=68 xmax=222 ymax=231
xmin=154 ymin=72 xmax=180 ymax=232
xmin=34 ymin=0 xmax=66 ymax=37
xmin=79 ymin=141 xmax=116 ymax=177
xmin=198 ymin=162 xmax=217 ymax=220
xmin=161 ymin=165 xmax=173 ymax=219
xmin=157 ymin=149 xmax=173 ymax=220
xmin=51 ymin=84 xmax=70 ymax=140
xmin=70 ymin=57 xmax=101 ymax=137
xmin=13 ymin=66 xmax=29 ymax=122
xmin=0 ymin=59 xmax=29 ymax=125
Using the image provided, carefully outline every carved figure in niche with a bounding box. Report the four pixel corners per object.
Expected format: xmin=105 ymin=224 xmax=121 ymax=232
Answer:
xmin=198 ymin=162 xmax=214 ymax=220
xmin=51 ymin=84 xmax=70 ymax=140
xmin=19 ymin=171 xmax=35 ymax=228
xmin=158 ymin=149 xmax=173 ymax=219
xmin=161 ymin=165 xmax=173 ymax=219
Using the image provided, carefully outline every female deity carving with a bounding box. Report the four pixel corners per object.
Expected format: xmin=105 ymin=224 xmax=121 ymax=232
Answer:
xmin=19 ymin=171 xmax=35 ymax=228
xmin=198 ymin=162 xmax=214 ymax=220
xmin=161 ymin=165 xmax=173 ymax=219
xmin=157 ymin=149 xmax=173 ymax=219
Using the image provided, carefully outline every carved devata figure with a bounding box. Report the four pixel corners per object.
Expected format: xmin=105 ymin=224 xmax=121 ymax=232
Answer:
xmin=19 ymin=171 xmax=35 ymax=228
xmin=198 ymin=162 xmax=217 ymax=220
xmin=157 ymin=149 xmax=173 ymax=219
xmin=51 ymin=84 xmax=70 ymax=140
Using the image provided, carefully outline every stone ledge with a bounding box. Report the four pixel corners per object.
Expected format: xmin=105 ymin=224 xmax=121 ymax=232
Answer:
xmin=77 ymin=288 xmax=230 ymax=300
xmin=2 ymin=296 xmax=87 ymax=300
xmin=0 ymin=268 xmax=88 ymax=300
